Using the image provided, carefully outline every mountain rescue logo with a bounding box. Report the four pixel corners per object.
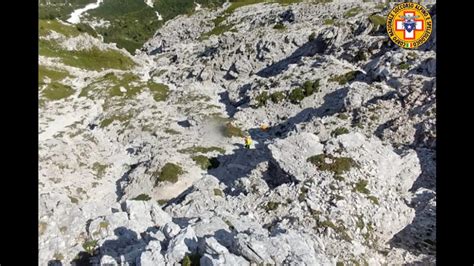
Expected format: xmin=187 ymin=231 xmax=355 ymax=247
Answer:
xmin=386 ymin=2 xmax=432 ymax=49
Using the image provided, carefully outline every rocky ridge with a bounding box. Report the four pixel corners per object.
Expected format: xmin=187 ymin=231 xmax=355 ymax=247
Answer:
xmin=39 ymin=0 xmax=436 ymax=265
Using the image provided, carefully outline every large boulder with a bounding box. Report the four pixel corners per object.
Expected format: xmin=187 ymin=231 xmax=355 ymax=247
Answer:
xmin=268 ymin=132 xmax=324 ymax=181
xmin=200 ymin=237 xmax=250 ymax=266
xmin=165 ymin=226 xmax=199 ymax=263
xmin=137 ymin=240 xmax=165 ymax=266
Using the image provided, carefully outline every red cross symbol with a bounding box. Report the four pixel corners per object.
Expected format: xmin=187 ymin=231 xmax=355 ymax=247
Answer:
xmin=395 ymin=11 xmax=424 ymax=40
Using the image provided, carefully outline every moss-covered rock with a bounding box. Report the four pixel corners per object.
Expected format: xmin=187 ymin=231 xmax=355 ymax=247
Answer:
xmin=270 ymin=91 xmax=286 ymax=103
xmin=255 ymin=91 xmax=270 ymax=107
xmin=264 ymin=201 xmax=280 ymax=211
xmin=192 ymin=155 xmax=220 ymax=170
xmin=288 ymin=87 xmax=305 ymax=104
xmin=331 ymin=127 xmax=350 ymax=137
xmin=132 ymin=194 xmax=151 ymax=201
xmin=154 ymin=163 xmax=184 ymax=186
xmin=329 ymin=71 xmax=358 ymax=85
xmin=307 ymin=154 xmax=357 ymax=175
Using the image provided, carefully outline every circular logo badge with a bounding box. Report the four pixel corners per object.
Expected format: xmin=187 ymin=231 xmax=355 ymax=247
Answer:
xmin=386 ymin=2 xmax=433 ymax=49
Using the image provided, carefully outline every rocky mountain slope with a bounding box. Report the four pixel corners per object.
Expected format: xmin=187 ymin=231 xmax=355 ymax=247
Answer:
xmin=39 ymin=0 xmax=436 ymax=265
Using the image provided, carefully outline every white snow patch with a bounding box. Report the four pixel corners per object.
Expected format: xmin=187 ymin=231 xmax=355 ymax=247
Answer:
xmin=195 ymin=3 xmax=202 ymax=11
xmin=145 ymin=0 xmax=154 ymax=8
xmin=156 ymin=11 xmax=163 ymax=21
xmin=67 ymin=0 xmax=104 ymax=24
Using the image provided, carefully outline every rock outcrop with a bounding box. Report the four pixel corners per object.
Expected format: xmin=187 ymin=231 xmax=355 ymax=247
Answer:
xmin=39 ymin=0 xmax=436 ymax=265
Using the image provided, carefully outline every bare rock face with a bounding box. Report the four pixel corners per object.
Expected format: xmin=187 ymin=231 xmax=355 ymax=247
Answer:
xmin=39 ymin=0 xmax=436 ymax=265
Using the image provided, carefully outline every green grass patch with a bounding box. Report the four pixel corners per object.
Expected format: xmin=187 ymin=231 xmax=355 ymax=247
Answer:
xmin=54 ymin=252 xmax=64 ymax=261
xmin=331 ymin=127 xmax=349 ymax=137
xmin=153 ymin=163 xmax=184 ymax=186
xmin=298 ymin=184 xmax=309 ymax=202
xmin=222 ymin=122 xmax=244 ymax=138
xmin=100 ymin=113 xmax=132 ymax=128
xmin=78 ymin=73 xmax=113 ymax=98
xmin=87 ymin=0 xmax=231 ymax=53
xmin=87 ymin=0 xmax=163 ymax=53
xmin=132 ymin=194 xmax=151 ymax=201
xmin=369 ymin=15 xmax=386 ymax=26
xmin=337 ymin=113 xmax=349 ymax=120
xmin=99 ymin=221 xmax=109 ymax=229
xmin=39 ymin=19 xmax=81 ymax=37
xmin=354 ymin=121 xmax=364 ymax=129
xmin=285 ymin=79 xmax=320 ymax=104
xmin=178 ymin=146 xmax=225 ymax=154
xmin=307 ymin=154 xmax=357 ymax=175
xmin=344 ymin=7 xmax=362 ymax=18
xmin=407 ymin=52 xmax=418 ymax=60
xmin=255 ymin=91 xmax=270 ymax=107
xmin=328 ymin=71 xmax=358 ymax=85
xmin=275 ymin=0 xmax=303 ymax=5
xmin=157 ymin=199 xmax=169 ymax=205
xmin=367 ymin=195 xmax=379 ymax=205
xmin=264 ymin=201 xmax=280 ymax=211
xmin=398 ymin=62 xmax=410 ymax=70
xmin=270 ymin=91 xmax=286 ymax=103
xmin=41 ymin=82 xmax=74 ymax=101
xmin=107 ymin=73 xmax=143 ymax=98
xmin=69 ymin=196 xmax=79 ymax=204
xmin=39 ymin=0 xmax=96 ymax=20
xmin=40 ymin=39 xmax=136 ymax=71
xmin=362 ymin=221 xmax=376 ymax=247
xmin=182 ymin=253 xmax=202 ymax=266
xmin=214 ymin=188 xmax=224 ymax=197
xmin=369 ymin=114 xmax=379 ymax=121
xmin=75 ymin=23 xmax=98 ymax=37
xmin=213 ymin=15 xmax=227 ymax=26
xmin=333 ymin=174 xmax=345 ymax=182
xmin=302 ymin=79 xmax=320 ymax=96
xmin=353 ymin=50 xmax=367 ymax=62
xmin=312 ymin=0 xmax=333 ymax=3
xmin=192 ymin=155 xmax=220 ymax=170
xmin=288 ymin=87 xmax=305 ymax=104
xmin=273 ymin=22 xmax=286 ymax=30
xmin=324 ymin=18 xmax=335 ymax=25
xmin=148 ymin=82 xmax=170 ymax=102
xmin=356 ymin=215 xmax=365 ymax=230
xmin=353 ymin=179 xmax=370 ymax=194
xmin=82 ymin=239 xmax=98 ymax=255
xmin=317 ymin=220 xmax=352 ymax=242
xmin=79 ymin=72 xmax=149 ymax=102
xmin=39 ymin=5 xmax=74 ymax=20
xmin=164 ymin=128 xmax=181 ymax=135
xmin=39 ymin=65 xmax=70 ymax=84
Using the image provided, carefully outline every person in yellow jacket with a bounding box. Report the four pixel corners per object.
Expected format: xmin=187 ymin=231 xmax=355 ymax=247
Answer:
xmin=244 ymin=135 xmax=253 ymax=149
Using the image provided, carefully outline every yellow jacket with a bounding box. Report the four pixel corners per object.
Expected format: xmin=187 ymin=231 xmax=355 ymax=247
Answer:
xmin=245 ymin=137 xmax=252 ymax=145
